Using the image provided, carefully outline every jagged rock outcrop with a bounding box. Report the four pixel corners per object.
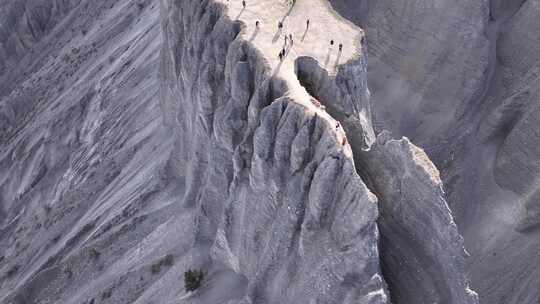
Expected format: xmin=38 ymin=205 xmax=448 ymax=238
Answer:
xmin=211 ymin=100 xmax=386 ymax=304
xmin=356 ymin=132 xmax=478 ymax=304
xmin=0 ymin=0 xmax=490 ymax=303
xmin=329 ymin=0 xmax=540 ymax=304
xmin=161 ymin=0 xmax=388 ymax=302
xmin=456 ymin=1 xmax=540 ymax=303
xmin=294 ymin=56 xmax=375 ymax=150
xmin=292 ymin=37 xmax=477 ymax=304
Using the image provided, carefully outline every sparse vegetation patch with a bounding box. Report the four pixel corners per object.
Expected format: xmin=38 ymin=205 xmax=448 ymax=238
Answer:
xmin=184 ymin=269 xmax=204 ymax=292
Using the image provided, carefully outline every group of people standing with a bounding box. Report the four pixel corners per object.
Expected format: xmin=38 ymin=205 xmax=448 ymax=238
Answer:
xmin=278 ymin=29 xmax=294 ymax=61
xmin=241 ymin=1 xmax=346 ymax=62
xmin=239 ymin=0 xmax=349 ymax=146
xmin=276 ymin=18 xmax=344 ymax=61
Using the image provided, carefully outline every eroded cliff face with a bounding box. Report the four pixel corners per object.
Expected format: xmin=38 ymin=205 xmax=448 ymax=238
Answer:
xmin=292 ymin=41 xmax=478 ymax=304
xmin=329 ymin=0 xmax=540 ymax=303
xmin=356 ymin=133 xmax=477 ymax=304
xmin=163 ymin=0 xmax=480 ymax=302
xmin=161 ymin=1 xmax=388 ymax=303
xmin=0 ymin=1 xmax=186 ymax=303
xmin=488 ymin=0 xmax=540 ymax=231
xmin=0 ymin=0 xmax=83 ymax=79
xmin=330 ymin=0 xmax=491 ymax=142
xmin=1 ymin=0 xmax=481 ymax=303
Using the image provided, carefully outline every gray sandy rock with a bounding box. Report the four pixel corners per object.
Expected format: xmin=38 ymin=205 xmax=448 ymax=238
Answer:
xmin=0 ymin=0 xmax=486 ymax=303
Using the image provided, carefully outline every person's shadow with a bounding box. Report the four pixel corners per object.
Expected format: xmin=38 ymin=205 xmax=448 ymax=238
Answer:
xmin=272 ymin=4 xmax=294 ymax=43
xmin=249 ymin=26 xmax=260 ymax=41
xmin=272 ymin=28 xmax=281 ymax=43
xmin=272 ymin=57 xmax=284 ymax=77
xmin=301 ymin=26 xmax=308 ymax=41
xmin=324 ymin=47 xmax=332 ymax=67
xmin=235 ymin=7 xmax=245 ymax=20
xmin=334 ymin=50 xmax=342 ymax=70
xmin=280 ymin=2 xmax=294 ymax=23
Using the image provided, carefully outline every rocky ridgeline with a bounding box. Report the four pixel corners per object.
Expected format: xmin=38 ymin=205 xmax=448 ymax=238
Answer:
xmin=161 ymin=1 xmax=388 ymax=302
xmin=161 ymin=0 xmax=476 ymax=303
xmin=3 ymin=0 xmax=533 ymax=303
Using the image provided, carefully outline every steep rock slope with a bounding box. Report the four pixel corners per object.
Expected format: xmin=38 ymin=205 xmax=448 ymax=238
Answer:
xmin=161 ymin=0 xmax=388 ymax=302
xmin=463 ymin=1 xmax=540 ymax=303
xmin=293 ymin=47 xmax=477 ymax=304
xmin=487 ymin=0 xmax=540 ymax=231
xmin=0 ymin=0 xmax=478 ymax=303
xmin=330 ymin=0 xmax=490 ymax=141
xmin=329 ymin=0 xmax=540 ymax=303
xmin=0 ymin=0 xmax=389 ymax=302
xmin=163 ymin=0 xmax=477 ymax=302
xmin=0 ymin=1 xmax=187 ymax=303
xmin=358 ymin=133 xmax=476 ymax=304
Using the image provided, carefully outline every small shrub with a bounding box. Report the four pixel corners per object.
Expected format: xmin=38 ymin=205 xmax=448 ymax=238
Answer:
xmin=89 ymin=248 xmax=101 ymax=259
xmin=184 ymin=269 xmax=204 ymax=292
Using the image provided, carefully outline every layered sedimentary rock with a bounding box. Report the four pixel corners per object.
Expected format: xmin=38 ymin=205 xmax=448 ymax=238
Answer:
xmin=291 ymin=26 xmax=477 ymax=302
xmin=486 ymin=0 xmax=540 ymax=231
xmin=357 ymin=132 xmax=477 ymax=304
xmin=0 ymin=1 xmax=186 ymax=303
xmin=0 ymin=0 xmax=389 ymax=302
xmin=161 ymin=0 xmax=389 ymax=302
xmin=330 ymin=0 xmax=491 ymax=141
xmin=1 ymin=0 xmax=483 ymax=303
xmin=0 ymin=0 xmax=83 ymax=79
xmin=329 ymin=0 xmax=540 ymax=304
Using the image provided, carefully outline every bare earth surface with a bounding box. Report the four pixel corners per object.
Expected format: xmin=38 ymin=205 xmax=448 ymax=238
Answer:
xmin=1 ymin=0 xmax=539 ymax=303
